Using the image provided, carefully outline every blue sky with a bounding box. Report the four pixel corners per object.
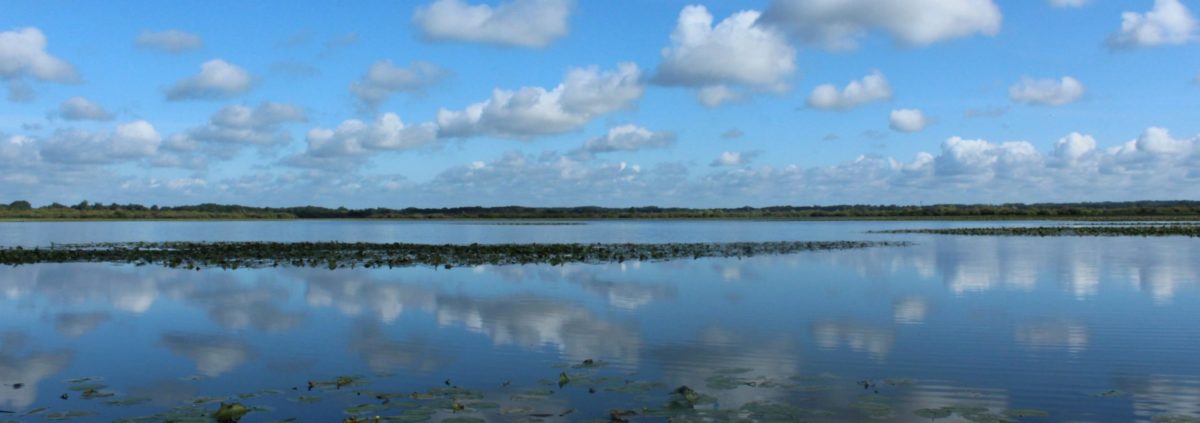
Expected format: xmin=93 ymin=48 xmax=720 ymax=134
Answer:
xmin=1 ymin=0 xmax=1199 ymax=207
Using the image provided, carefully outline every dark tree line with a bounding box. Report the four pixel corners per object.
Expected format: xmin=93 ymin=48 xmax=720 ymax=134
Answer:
xmin=3 ymin=200 xmax=1200 ymax=220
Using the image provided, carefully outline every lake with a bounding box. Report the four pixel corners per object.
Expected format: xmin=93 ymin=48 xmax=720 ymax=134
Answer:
xmin=1 ymin=221 xmax=1198 ymax=422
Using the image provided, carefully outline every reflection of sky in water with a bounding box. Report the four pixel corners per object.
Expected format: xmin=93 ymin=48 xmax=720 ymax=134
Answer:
xmin=0 ymin=223 xmax=1197 ymax=420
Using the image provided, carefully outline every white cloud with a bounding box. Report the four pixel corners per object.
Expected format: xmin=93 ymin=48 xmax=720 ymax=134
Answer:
xmin=41 ymin=120 xmax=162 ymax=164
xmin=1049 ymin=0 xmax=1089 ymax=8
xmin=413 ymin=0 xmax=571 ymax=48
xmin=760 ymin=0 xmax=1002 ymax=50
xmin=889 ymin=108 xmax=929 ymax=132
xmin=57 ymin=96 xmax=114 ymax=121
xmin=1054 ymin=132 xmax=1097 ymax=164
xmin=711 ymin=151 xmax=759 ymax=167
xmin=579 ymin=125 xmax=675 ymax=154
xmin=166 ymin=59 xmax=253 ymax=101
xmin=301 ymin=113 xmax=439 ymax=159
xmin=0 ymin=27 xmax=78 ymax=101
xmin=1009 ymin=76 xmax=1085 ymax=106
xmin=654 ymin=5 xmax=796 ymax=105
xmin=349 ymin=60 xmax=447 ymax=110
xmin=187 ymin=102 xmax=306 ymax=146
xmin=437 ymin=63 xmax=643 ymax=139
xmin=1108 ymin=0 xmax=1198 ymax=49
xmin=696 ymin=85 xmax=744 ymax=108
xmin=136 ymin=30 xmax=203 ymax=53
xmin=807 ymin=70 xmax=892 ymax=110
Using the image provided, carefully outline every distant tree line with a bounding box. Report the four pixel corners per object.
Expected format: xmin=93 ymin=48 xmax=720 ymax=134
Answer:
xmin=2 ymin=200 xmax=1200 ymax=220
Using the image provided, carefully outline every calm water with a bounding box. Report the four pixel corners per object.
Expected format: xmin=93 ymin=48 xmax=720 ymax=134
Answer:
xmin=1 ymin=221 xmax=1198 ymax=422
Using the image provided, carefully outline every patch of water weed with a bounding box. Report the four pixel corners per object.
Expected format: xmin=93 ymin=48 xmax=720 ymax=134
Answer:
xmin=1152 ymin=415 xmax=1200 ymax=423
xmin=0 ymin=240 xmax=908 ymax=269
xmin=44 ymin=410 xmax=100 ymax=420
xmin=876 ymin=225 xmax=1200 ymax=237
xmin=914 ymin=407 xmax=954 ymax=420
xmin=1004 ymin=408 xmax=1049 ymax=417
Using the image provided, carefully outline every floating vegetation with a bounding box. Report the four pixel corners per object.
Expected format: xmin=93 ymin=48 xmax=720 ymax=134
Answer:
xmin=914 ymin=407 xmax=954 ymax=419
xmin=1004 ymin=408 xmax=1049 ymax=417
xmin=875 ymin=225 xmax=1200 ymax=237
xmin=0 ymin=240 xmax=907 ymax=269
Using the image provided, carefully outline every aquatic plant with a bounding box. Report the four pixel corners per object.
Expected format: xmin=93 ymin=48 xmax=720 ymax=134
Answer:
xmin=0 ymin=240 xmax=909 ymax=269
xmin=876 ymin=225 xmax=1200 ymax=237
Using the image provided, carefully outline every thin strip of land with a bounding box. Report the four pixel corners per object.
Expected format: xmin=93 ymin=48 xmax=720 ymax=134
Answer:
xmin=3 ymin=200 xmax=1200 ymax=221
xmin=876 ymin=225 xmax=1200 ymax=237
xmin=0 ymin=240 xmax=909 ymax=269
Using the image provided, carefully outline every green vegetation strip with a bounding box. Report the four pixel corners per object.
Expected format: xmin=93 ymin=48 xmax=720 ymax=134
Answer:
xmin=5 ymin=200 xmax=1200 ymax=220
xmin=877 ymin=225 xmax=1200 ymax=237
xmin=0 ymin=240 xmax=908 ymax=269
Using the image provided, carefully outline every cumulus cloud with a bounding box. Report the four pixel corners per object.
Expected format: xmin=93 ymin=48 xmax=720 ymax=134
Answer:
xmin=1053 ymin=132 xmax=1097 ymax=166
xmin=350 ymin=60 xmax=447 ymax=110
xmin=578 ymin=124 xmax=675 ymax=155
xmin=760 ymin=0 xmax=1002 ymax=50
xmin=807 ymin=70 xmax=892 ymax=110
xmin=889 ymin=108 xmax=929 ymax=132
xmin=0 ymin=27 xmax=78 ymax=101
xmin=1009 ymin=76 xmax=1084 ymax=106
xmin=711 ymin=151 xmax=759 ymax=167
xmin=437 ymin=63 xmax=643 ymax=139
xmin=1050 ymin=0 xmax=1089 ymax=8
xmin=57 ymin=96 xmax=114 ymax=121
xmin=297 ymin=113 xmax=439 ymax=160
xmin=166 ymin=59 xmax=253 ymax=101
xmin=186 ymin=102 xmax=306 ymax=147
xmin=1108 ymin=0 xmax=1198 ymax=49
xmin=654 ymin=5 xmax=796 ymax=106
xmin=413 ymin=0 xmax=571 ymax=48
xmin=135 ymin=30 xmax=203 ymax=53
xmin=41 ymin=121 xmax=162 ymax=164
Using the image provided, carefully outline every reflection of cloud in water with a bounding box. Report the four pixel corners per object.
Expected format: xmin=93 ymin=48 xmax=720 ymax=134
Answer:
xmin=437 ymin=295 xmax=641 ymax=364
xmin=54 ymin=311 xmax=111 ymax=337
xmin=128 ymin=379 xmax=200 ymax=407
xmin=349 ymin=322 xmax=452 ymax=374
xmin=811 ymin=320 xmax=894 ymax=361
xmin=650 ymin=326 xmax=800 ymax=407
xmin=165 ymin=277 xmax=304 ymax=332
xmin=0 ymin=265 xmax=159 ymax=313
xmin=892 ymin=297 xmax=928 ymax=325
xmin=558 ymin=267 xmax=676 ymax=310
xmin=0 ymin=333 xmax=72 ymax=410
xmin=302 ymin=271 xmax=436 ymax=323
xmin=161 ymin=333 xmax=253 ymax=377
xmin=1119 ymin=375 xmax=1200 ymax=420
xmin=1014 ymin=320 xmax=1088 ymax=353
xmin=806 ymin=236 xmax=1200 ymax=301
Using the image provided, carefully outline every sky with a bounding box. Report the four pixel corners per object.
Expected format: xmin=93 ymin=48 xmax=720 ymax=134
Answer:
xmin=1 ymin=0 xmax=1199 ymax=208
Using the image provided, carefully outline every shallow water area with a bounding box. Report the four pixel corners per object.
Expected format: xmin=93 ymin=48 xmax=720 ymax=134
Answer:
xmin=1 ymin=221 xmax=1199 ymax=422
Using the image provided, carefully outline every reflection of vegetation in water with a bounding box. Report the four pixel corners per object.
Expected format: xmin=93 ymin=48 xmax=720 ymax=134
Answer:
xmin=876 ymin=225 xmax=1200 ymax=237
xmin=0 ymin=241 xmax=907 ymax=269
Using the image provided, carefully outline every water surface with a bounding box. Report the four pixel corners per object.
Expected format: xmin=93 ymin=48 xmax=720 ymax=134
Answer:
xmin=1 ymin=221 xmax=1197 ymax=421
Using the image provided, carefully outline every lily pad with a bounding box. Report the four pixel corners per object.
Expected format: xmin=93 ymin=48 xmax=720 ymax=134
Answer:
xmin=214 ymin=402 xmax=251 ymax=423
xmin=45 ymin=411 xmax=100 ymax=420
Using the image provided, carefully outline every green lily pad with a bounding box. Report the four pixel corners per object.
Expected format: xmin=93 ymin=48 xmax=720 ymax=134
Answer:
xmin=214 ymin=402 xmax=251 ymax=423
